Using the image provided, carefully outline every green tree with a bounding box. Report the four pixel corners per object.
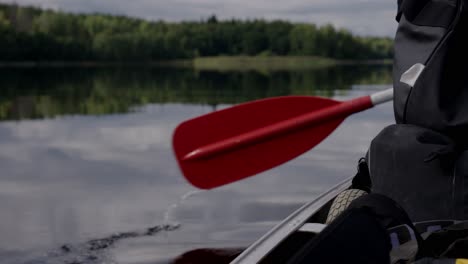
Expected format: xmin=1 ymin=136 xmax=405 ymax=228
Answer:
xmin=0 ymin=3 xmax=394 ymax=62
xmin=0 ymin=10 xmax=10 ymax=30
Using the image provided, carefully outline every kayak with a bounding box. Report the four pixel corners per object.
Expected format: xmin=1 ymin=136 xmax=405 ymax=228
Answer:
xmin=231 ymin=178 xmax=353 ymax=264
xmin=228 ymin=179 xmax=468 ymax=264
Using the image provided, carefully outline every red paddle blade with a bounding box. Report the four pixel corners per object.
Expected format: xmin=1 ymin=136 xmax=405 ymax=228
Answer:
xmin=173 ymin=96 xmax=344 ymax=189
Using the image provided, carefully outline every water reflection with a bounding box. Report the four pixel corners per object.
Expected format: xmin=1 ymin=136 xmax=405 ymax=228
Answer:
xmin=0 ymin=65 xmax=391 ymax=120
xmin=0 ymin=66 xmax=394 ymax=264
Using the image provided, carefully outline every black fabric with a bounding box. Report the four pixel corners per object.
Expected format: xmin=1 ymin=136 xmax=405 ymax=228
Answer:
xmin=289 ymin=208 xmax=391 ymax=264
xmin=404 ymin=12 xmax=468 ymax=144
xmin=393 ymin=15 xmax=446 ymax=123
xmin=410 ymin=1 xmax=457 ymax=27
xmin=349 ymin=194 xmax=421 ymax=235
xmin=398 ymin=0 xmax=431 ymax=23
xmin=288 ymin=194 xmax=412 ymax=264
xmin=351 ymin=157 xmax=372 ymax=193
xmin=393 ymin=0 xmax=468 ymax=143
xmin=398 ymin=0 xmax=457 ymax=27
xmin=423 ymin=222 xmax=468 ymax=258
xmin=442 ymin=238 xmax=468 ymax=258
xmin=396 ymin=0 xmax=404 ymax=21
xmin=349 ymin=194 xmax=427 ymax=259
xmin=454 ymin=151 xmax=468 ymax=222
xmin=368 ymin=124 xmax=461 ymax=221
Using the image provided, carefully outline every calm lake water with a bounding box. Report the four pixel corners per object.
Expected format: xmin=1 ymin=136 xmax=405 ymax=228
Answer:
xmin=0 ymin=65 xmax=394 ymax=264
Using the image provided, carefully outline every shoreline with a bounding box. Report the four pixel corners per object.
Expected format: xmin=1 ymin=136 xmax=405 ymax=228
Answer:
xmin=0 ymin=60 xmax=193 ymax=68
xmin=0 ymin=56 xmax=392 ymax=70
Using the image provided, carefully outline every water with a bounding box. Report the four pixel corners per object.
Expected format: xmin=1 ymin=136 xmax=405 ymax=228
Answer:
xmin=0 ymin=65 xmax=394 ymax=263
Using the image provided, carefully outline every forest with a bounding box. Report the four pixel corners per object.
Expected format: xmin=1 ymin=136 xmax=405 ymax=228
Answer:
xmin=0 ymin=3 xmax=394 ymax=61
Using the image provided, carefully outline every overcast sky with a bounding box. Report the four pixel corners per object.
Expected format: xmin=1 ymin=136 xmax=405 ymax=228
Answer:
xmin=0 ymin=0 xmax=399 ymax=36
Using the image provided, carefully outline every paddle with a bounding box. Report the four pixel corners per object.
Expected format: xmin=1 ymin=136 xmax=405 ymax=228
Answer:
xmin=173 ymin=88 xmax=393 ymax=189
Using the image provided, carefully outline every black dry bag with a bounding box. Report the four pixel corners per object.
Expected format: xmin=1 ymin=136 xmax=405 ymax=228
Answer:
xmin=393 ymin=0 xmax=468 ymax=144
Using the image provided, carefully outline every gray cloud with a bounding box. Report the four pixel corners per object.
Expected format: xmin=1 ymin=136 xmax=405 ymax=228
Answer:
xmin=0 ymin=0 xmax=398 ymax=36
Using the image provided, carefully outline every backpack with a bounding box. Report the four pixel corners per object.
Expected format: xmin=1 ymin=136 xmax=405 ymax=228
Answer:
xmin=393 ymin=0 xmax=468 ymax=145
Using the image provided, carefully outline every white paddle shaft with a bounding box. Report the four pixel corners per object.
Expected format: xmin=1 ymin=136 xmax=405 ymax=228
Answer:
xmin=370 ymin=88 xmax=393 ymax=106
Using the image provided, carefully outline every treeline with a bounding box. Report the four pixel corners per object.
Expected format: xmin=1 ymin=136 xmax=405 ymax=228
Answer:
xmin=0 ymin=4 xmax=393 ymax=61
xmin=0 ymin=65 xmax=392 ymax=120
